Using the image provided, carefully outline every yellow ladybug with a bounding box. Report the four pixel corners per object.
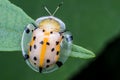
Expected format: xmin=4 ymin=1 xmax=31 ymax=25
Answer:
xmin=21 ymin=3 xmax=73 ymax=73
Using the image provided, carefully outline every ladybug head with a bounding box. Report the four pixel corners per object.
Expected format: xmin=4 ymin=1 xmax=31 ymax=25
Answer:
xmin=36 ymin=16 xmax=65 ymax=32
xmin=35 ymin=2 xmax=65 ymax=32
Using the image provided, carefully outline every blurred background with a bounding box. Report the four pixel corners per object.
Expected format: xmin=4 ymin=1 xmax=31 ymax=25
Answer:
xmin=0 ymin=0 xmax=120 ymax=80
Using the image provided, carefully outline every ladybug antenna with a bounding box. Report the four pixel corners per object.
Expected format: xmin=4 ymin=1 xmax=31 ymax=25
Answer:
xmin=44 ymin=2 xmax=63 ymax=16
xmin=52 ymin=2 xmax=63 ymax=16
xmin=44 ymin=6 xmax=52 ymax=16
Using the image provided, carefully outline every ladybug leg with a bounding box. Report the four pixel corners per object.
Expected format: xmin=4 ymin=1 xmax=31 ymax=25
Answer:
xmin=31 ymin=23 xmax=37 ymax=28
xmin=39 ymin=67 xmax=42 ymax=73
xmin=24 ymin=54 xmax=29 ymax=60
xmin=63 ymin=31 xmax=73 ymax=43
xmin=66 ymin=35 xmax=73 ymax=42
xmin=59 ymin=30 xmax=73 ymax=42
xmin=25 ymin=23 xmax=38 ymax=34
xmin=56 ymin=61 xmax=63 ymax=67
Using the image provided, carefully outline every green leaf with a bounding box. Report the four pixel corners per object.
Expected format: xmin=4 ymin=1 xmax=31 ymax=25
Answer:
xmin=70 ymin=44 xmax=95 ymax=59
xmin=0 ymin=0 xmax=34 ymax=51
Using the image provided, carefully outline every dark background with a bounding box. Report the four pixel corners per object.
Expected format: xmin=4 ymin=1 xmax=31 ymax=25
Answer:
xmin=71 ymin=35 xmax=120 ymax=80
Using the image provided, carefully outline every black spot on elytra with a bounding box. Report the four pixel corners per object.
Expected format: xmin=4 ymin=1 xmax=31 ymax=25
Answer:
xmin=50 ymin=31 xmax=53 ymax=34
xmin=40 ymin=41 xmax=44 ymax=44
xmin=29 ymin=45 xmax=32 ymax=51
xmin=33 ymin=56 xmax=37 ymax=61
xmin=25 ymin=28 xmax=30 ymax=33
xmin=34 ymin=45 xmax=37 ymax=49
xmin=43 ymin=29 xmax=45 ymax=32
xmin=34 ymin=63 xmax=36 ymax=65
xmin=33 ymin=36 xmax=36 ymax=40
xmin=46 ymin=42 xmax=50 ymax=45
xmin=51 ymin=48 xmax=55 ymax=52
xmin=46 ymin=59 xmax=50 ymax=63
xmin=46 ymin=65 xmax=49 ymax=68
xmin=56 ymin=41 xmax=59 ymax=45
xmin=56 ymin=61 xmax=63 ymax=67
xmin=56 ymin=51 xmax=59 ymax=55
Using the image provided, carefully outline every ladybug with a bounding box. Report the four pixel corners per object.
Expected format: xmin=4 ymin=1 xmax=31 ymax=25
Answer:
xmin=21 ymin=3 xmax=73 ymax=73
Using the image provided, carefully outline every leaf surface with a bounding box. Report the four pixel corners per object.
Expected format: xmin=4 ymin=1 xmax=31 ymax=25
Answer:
xmin=0 ymin=0 xmax=34 ymax=51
